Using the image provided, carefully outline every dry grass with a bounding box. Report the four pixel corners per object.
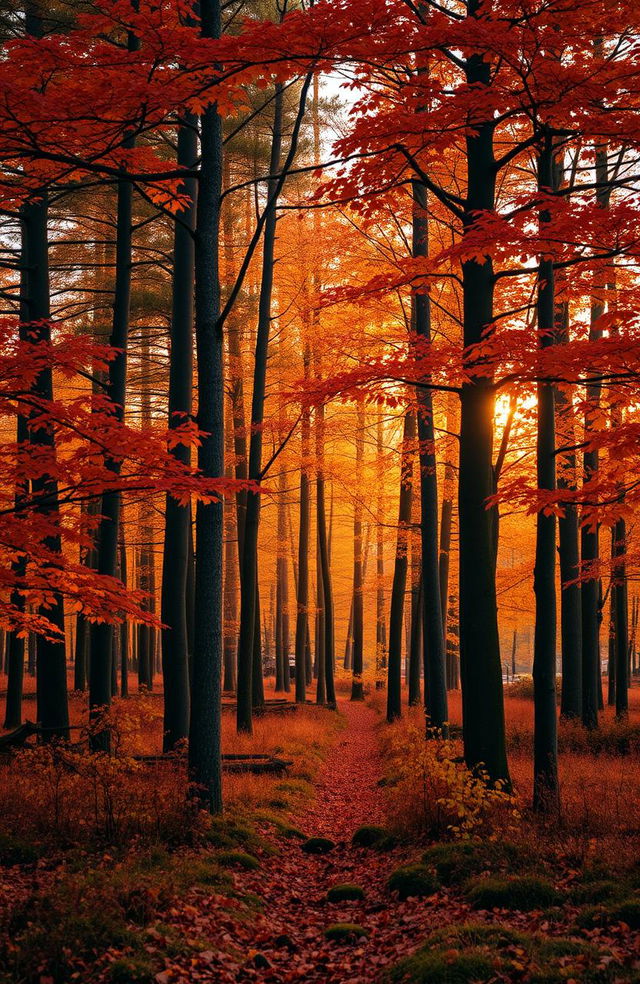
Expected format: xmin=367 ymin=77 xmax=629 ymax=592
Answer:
xmin=370 ymin=681 xmax=640 ymax=873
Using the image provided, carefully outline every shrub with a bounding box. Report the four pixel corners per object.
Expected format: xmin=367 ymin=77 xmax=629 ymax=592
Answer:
xmin=382 ymin=726 xmax=517 ymax=839
xmin=388 ymin=865 xmax=438 ymax=901
xmin=465 ymin=875 xmax=560 ymax=911
xmin=324 ymin=923 xmax=369 ymax=943
xmin=301 ymin=836 xmax=335 ymax=855
xmin=327 ymin=883 xmax=365 ymax=902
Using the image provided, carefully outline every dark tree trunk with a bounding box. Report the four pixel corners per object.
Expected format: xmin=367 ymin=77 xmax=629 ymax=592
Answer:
xmin=581 ymin=144 xmax=609 ymax=731
xmin=316 ymin=399 xmax=336 ymax=708
xmin=458 ymin=31 xmax=509 ymax=785
xmin=89 ymin=22 xmax=138 ymax=748
xmin=351 ymin=398 xmax=365 ymax=700
xmin=412 ymin=181 xmax=448 ymax=733
xmin=5 ymin=229 xmax=31 ymax=729
xmin=294 ymin=341 xmax=311 ymax=702
xmin=387 ymin=410 xmax=415 ymax=722
xmin=236 ymin=85 xmax=284 ymax=733
xmin=23 ymin=189 xmax=69 ymax=740
xmin=162 ymin=113 xmax=197 ymax=748
xmin=375 ymin=413 xmax=387 ymax=687
xmin=532 ymin=137 xmax=560 ymax=814
xmin=315 ymin=535 xmax=326 ymax=704
xmin=556 ymin=303 xmax=583 ymax=718
xmin=189 ymin=0 xmax=224 ymax=813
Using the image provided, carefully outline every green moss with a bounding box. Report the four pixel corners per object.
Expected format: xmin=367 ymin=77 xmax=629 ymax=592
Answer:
xmin=301 ymin=836 xmax=335 ymax=855
xmin=385 ymin=949 xmax=502 ymax=984
xmin=423 ymin=840 xmax=532 ymax=887
xmin=324 ymin=923 xmax=369 ymax=943
xmin=570 ymin=879 xmax=627 ymax=905
xmin=351 ymin=825 xmax=396 ymax=850
xmin=327 ymin=883 xmax=365 ymax=902
xmin=108 ymin=956 xmax=156 ymax=983
xmin=215 ymin=850 xmax=260 ymax=870
xmin=388 ymin=865 xmax=438 ymax=901
xmin=385 ymin=924 xmax=619 ymax=984
xmin=577 ymin=898 xmax=640 ymax=930
xmin=465 ymin=875 xmax=559 ymax=911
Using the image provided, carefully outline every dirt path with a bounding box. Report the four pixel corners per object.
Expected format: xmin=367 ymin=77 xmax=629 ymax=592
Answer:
xmin=191 ymin=698 xmax=454 ymax=984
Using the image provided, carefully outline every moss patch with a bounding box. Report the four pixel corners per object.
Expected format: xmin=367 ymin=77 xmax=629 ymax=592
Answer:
xmin=324 ymin=923 xmax=369 ymax=943
xmin=351 ymin=825 xmax=396 ymax=850
xmin=385 ymin=923 xmax=620 ymax=984
xmin=388 ymin=865 xmax=438 ymax=901
xmin=301 ymin=836 xmax=335 ymax=855
xmin=326 ymin=883 xmax=365 ymax=902
xmin=465 ymin=875 xmax=559 ymax=911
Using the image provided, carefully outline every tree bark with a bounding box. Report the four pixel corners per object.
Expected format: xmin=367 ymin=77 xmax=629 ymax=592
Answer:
xmin=189 ymin=0 xmax=224 ymax=813
xmin=350 ymin=398 xmax=365 ymax=700
xmin=532 ymin=136 xmax=560 ymax=814
xmin=458 ymin=25 xmax=509 ymax=785
xmin=387 ymin=409 xmax=415 ymax=722
xmin=161 ymin=112 xmax=197 ymax=748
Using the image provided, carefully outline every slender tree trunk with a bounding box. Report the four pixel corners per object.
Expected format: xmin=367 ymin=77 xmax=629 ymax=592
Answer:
xmin=316 ymin=396 xmax=336 ymax=708
xmin=412 ymin=181 xmax=448 ymax=733
xmin=161 ymin=113 xmax=196 ymax=748
xmin=189 ymin=0 xmax=224 ymax=813
xmin=4 ymin=226 xmax=31 ymax=729
xmin=89 ymin=22 xmax=138 ymax=748
xmin=23 ymin=190 xmax=69 ymax=739
xmin=581 ymin=143 xmax=609 ymax=731
xmin=236 ymin=85 xmax=284 ymax=733
xmin=315 ymin=527 xmax=326 ymax=704
xmin=294 ymin=342 xmax=311 ymax=702
xmin=532 ymin=136 xmax=559 ymax=814
xmin=351 ymin=398 xmax=365 ymax=700
xmin=375 ymin=413 xmax=387 ymax=687
xmin=556 ymin=298 xmax=583 ymax=719
xmin=458 ymin=31 xmax=509 ymax=784
xmin=387 ymin=410 xmax=415 ymax=721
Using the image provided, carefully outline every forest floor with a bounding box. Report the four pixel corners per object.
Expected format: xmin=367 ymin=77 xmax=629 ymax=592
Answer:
xmin=1 ymin=688 xmax=640 ymax=983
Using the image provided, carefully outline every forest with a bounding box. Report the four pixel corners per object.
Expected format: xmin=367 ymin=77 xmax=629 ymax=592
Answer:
xmin=0 ymin=0 xmax=639 ymax=981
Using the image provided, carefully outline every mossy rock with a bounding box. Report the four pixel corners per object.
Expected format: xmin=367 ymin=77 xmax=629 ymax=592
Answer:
xmin=327 ymin=883 xmax=365 ymax=902
xmin=352 ymin=825 xmax=396 ymax=850
xmin=302 ymin=836 xmax=335 ymax=855
xmin=577 ymin=897 xmax=640 ymax=930
xmin=280 ymin=826 xmax=306 ymax=840
xmin=423 ymin=840 xmax=531 ymax=887
xmin=388 ymin=865 xmax=438 ymax=901
xmin=465 ymin=875 xmax=559 ymax=911
xmin=324 ymin=922 xmax=369 ymax=943
xmin=215 ymin=850 xmax=260 ymax=870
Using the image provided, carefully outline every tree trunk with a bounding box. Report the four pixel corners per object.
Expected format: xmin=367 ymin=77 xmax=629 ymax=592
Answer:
xmin=387 ymin=410 xmax=415 ymax=722
xmin=532 ymin=136 xmax=559 ymax=814
xmin=412 ymin=181 xmax=448 ymax=734
xmin=23 ymin=190 xmax=69 ymax=740
xmin=161 ymin=113 xmax=196 ymax=748
xmin=458 ymin=29 xmax=509 ymax=785
xmin=350 ymin=398 xmax=365 ymax=700
xmin=375 ymin=413 xmax=387 ymax=687
xmin=294 ymin=341 xmax=311 ymax=702
xmin=89 ymin=21 xmax=138 ymax=748
xmin=236 ymin=84 xmax=284 ymax=733
xmin=189 ymin=0 xmax=224 ymax=814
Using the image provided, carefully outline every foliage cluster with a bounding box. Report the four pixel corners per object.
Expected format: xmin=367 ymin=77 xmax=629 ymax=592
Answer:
xmin=382 ymin=724 xmax=518 ymax=839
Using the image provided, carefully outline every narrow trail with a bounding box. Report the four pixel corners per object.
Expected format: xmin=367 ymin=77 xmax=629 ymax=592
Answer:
xmin=195 ymin=699 xmax=459 ymax=984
